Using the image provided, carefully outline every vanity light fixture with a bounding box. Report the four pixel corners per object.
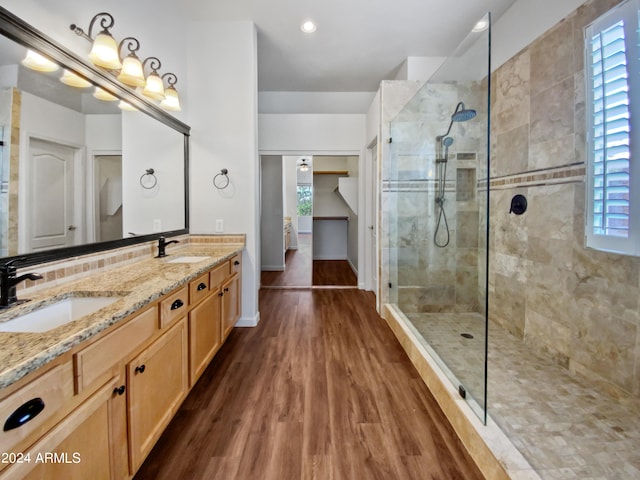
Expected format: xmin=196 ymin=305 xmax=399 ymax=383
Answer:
xmin=93 ymin=86 xmax=118 ymax=101
xmin=69 ymin=12 xmax=183 ymax=109
xmin=141 ymin=57 xmax=165 ymax=101
xmin=60 ymin=69 xmax=92 ymax=88
xmin=118 ymin=100 xmax=137 ymax=111
xmin=70 ymin=12 xmax=122 ymax=70
xmin=160 ymin=73 xmax=181 ymax=111
xmin=21 ymin=49 xmax=59 ymax=72
xmin=116 ymin=37 xmax=145 ymax=87
xmin=300 ymin=20 xmax=317 ymax=33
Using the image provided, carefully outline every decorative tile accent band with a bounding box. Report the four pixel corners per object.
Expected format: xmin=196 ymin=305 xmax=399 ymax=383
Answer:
xmin=487 ymin=162 xmax=585 ymax=190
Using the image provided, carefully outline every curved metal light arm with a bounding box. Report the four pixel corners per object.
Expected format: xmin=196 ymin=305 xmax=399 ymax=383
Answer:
xmin=161 ymin=72 xmax=178 ymax=87
xmin=118 ymin=36 xmax=140 ymax=59
xmin=142 ymin=56 xmax=161 ymax=74
xmin=69 ymin=12 xmax=115 ymax=42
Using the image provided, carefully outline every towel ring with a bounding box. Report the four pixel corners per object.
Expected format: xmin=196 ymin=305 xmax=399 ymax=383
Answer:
xmin=140 ymin=168 xmax=157 ymax=189
xmin=213 ymin=168 xmax=229 ymax=189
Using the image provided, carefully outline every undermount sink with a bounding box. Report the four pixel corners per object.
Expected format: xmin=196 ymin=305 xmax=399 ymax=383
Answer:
xmin=165 ymin=256 xmax=211 ymax=264
xmin=0 ymin=295 xmax=122 ymax=333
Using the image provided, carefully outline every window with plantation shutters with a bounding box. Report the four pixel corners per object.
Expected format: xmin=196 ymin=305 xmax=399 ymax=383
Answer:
xmin=585 ymin=0 xmax=640 ymax=256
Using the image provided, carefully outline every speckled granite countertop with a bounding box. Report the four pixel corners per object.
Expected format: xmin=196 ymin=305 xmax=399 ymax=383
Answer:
xmin=0 ymin=244 xmax=243 ymax=390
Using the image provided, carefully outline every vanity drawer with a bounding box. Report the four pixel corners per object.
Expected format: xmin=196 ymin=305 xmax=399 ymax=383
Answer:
xmin=160 ymin=286 xmax=188 ymax=328
xmin=189 ymin=272 xmax=210 ymax=306
xmin=209 ymin=262 xmax=229 ymax=289
xmin=74 ymin=306 xmax=157 ymax=393
xmin=230 ymin=254 xmax=242 ymax=275
xmin=0 ymin=361 xmax=74 ymax=457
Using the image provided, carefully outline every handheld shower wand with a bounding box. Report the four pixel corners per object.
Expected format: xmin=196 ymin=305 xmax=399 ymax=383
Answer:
xmin=433 ymin=102 xmax=477 ymax=248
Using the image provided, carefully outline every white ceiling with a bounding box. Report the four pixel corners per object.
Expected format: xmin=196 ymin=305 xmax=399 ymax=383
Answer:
xmin=181 ymin=0 xmax=518 ymax=92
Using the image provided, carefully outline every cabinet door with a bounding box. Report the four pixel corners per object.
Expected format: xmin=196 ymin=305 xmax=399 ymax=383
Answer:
xmin=188 ymin=290 xmax=221 ymax=386
xmin=1 ymin=378 xmax=126 ymax=480
xmin=221 ymin=273 xmax=239 ymax=341
xmin=127 ymin=318 xmax=188 ymax=471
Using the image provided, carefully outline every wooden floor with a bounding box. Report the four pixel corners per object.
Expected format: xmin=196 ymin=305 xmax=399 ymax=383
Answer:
xmin=312 ymin=260 xmax=357 ymax=286
xmin=262 ymin=234 xmax=357 ymax=288
xmin=134 ymin=289 xmax=484 ymax=480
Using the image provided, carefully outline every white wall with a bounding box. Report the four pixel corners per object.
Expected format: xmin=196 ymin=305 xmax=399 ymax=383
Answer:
xmin=122 ymin=112 xmax=184 ymax=235
xmin=259 ymin=114 xmax=366 ymax=154
xmin=283 ymin=156 xmax=299 ymax=248
xmin=260 ymin=155 xmax=284 ymax=270
xmin=259 ymin=92 xmax=375 ymax=114
xmin=187 ymin=20 xmax=259 ymax=326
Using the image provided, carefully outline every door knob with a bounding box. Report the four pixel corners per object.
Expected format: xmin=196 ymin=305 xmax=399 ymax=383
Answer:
xmin=68 ymin=225 xmax=77 ymax=231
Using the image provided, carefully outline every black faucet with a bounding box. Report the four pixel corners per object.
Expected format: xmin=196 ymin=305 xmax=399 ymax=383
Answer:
xmin=0 ymin=258 xmax=43 ymax=308
xmin=156 ymin=236 xmax=179 ymax=258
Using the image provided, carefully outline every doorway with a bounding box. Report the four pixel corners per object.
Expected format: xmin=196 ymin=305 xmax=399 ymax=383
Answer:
xmin=94 ymin=155 xmax=123 ymax=242
xmin=26 ymin=138 xmax=79 ymax=252
xmin=260 ymin=154 xmax=359 ymax=289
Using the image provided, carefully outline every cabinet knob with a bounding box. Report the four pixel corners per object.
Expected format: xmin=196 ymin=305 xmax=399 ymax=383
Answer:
xmin=4 ymin=398 xmax=45 ymax=431
xmin=234 ymin=260 xmax=240 ymax=266
xmin=224 ymin=287 xmax=229 ymax=292
xmin=135 ymin=364 xmax=146 ymax=374
xmin=113 ymin=385 xmax=126 ymax=396
xmin=218 ymin=292 xmax=224 ymax=297
xmin=170 ymin=299 xmax=184 ymax=310
xmin=197 ymin=282 xmax=207 ymax=291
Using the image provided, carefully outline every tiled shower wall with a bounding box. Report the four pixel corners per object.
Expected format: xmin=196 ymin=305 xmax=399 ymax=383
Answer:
xmin=384 ymin=81 xmax=487 ymax=315
xmin=489 ymin=0 xmax=640 ymax=396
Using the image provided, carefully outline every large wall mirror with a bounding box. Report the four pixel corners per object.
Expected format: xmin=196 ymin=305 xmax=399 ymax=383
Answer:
xmin=0 ymin=6 xmax=189 ymax=267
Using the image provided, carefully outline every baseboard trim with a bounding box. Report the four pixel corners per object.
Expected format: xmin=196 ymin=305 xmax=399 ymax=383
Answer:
xmin=235 ymin=311 xmax=260 ymax=327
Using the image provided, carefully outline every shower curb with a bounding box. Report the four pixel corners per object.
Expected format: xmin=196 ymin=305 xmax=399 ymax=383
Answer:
xmin=383 ymin=304 xmax=541 ymax=480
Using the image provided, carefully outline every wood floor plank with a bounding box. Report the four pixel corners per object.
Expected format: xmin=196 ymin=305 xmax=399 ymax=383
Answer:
xmin=134 ymin=289 xmax=484 ymax=480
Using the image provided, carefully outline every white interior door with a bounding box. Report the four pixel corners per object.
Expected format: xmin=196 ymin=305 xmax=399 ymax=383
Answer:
xmin=28 ymin=138 xmax=76 ymax=251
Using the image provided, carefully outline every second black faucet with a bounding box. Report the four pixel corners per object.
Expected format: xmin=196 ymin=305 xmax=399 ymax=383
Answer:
xmin=156 ymin=236 xmax=179 ymax=258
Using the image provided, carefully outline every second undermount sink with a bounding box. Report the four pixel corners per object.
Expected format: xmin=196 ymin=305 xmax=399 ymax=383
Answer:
xmin=165 ymin=256 xmax=211 ymax=264
xmin=0 ymin=295 xmax=122 ymax=333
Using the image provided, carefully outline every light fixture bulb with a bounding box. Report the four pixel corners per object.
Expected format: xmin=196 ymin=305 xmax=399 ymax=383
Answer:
xmin=88 ymin=31 xmax=122 ymax=70
xmin=300 ymin=20 xmax=317 ymax=33
xmin=299 ymin=160 xmax=310 ymax=172
xmin=93 ymin=87 xmax=118 ymax=101
xmin=118 ymin=100 xmax=137 ymax=111
xmin=117 ymin=54 xmax=145 ymax=87
xmin=160 ymin=86 xmax=181 ymax=111
xmin=21 ymin=50 xmax=59 ymax=72
xmin=60 ymin=69 xmax=92 ymax=88
xmin=142 ymin=72 xmax=165 ymax=101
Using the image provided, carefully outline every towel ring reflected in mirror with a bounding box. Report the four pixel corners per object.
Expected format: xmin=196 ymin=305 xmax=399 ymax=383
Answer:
xmin=213 ymin=168 xmax=229 ymax=189
xmin=140 ymin=168 xmax=158 ymax=189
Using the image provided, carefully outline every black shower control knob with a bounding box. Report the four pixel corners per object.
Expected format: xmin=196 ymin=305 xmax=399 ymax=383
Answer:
xmin=509 ymin=194 xmax=527 ymax=215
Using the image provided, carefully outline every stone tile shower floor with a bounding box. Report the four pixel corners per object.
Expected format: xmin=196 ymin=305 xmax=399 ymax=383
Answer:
xmin=407 ymin=312 xmax=640 ymax=479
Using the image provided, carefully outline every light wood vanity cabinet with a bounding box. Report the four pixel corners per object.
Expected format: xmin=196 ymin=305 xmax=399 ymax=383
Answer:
xmin=0 ymin=255 xmax=241 ymax=480
xmin=127 ymin=318 xmax=188 ymax=472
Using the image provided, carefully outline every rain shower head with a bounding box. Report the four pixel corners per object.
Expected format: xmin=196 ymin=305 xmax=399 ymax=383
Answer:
xmin=439 ymin=101 xmax=477 ymax=138
xmin=451 ymin=103 xmax=477 ymax=122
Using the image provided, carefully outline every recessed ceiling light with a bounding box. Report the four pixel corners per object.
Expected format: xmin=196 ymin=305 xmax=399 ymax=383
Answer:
xmin=300 ymin=20 xmax=317 ymax=33
xmin=472 ymin=18 xmax=489 ymax=33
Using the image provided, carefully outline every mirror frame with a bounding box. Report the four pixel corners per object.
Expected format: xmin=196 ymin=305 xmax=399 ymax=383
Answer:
xmin=0 ymin=6 xmax=190 ymax=268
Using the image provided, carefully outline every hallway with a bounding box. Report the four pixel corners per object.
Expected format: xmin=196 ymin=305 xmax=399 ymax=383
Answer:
xmin=261 ymin=233 xmax=357 ymax=288
xmin=134 ymin=289 xmax=483 ymax=479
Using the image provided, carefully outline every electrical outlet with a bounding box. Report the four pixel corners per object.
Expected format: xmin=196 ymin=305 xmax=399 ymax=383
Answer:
xmin=153 ymin=219 xmax=162 ymax=232
xmin=215 ymin=219 xmax=224 ymax=233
